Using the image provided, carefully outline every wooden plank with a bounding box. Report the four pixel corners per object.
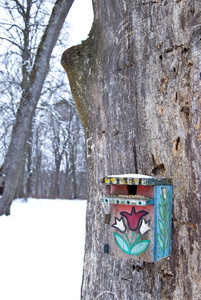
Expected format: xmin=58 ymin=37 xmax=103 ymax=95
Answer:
xmin=110 ymin=184 xmax=129 ymax=196
xmin=101 ymin=197 xmax=154 ymax=206
xmin=136 ymin=185 xmax=155 ymax=198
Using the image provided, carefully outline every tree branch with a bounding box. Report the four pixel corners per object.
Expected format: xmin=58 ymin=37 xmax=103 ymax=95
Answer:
xmin=12 ymin=0 xmax=26 ymax=19
xmin=0 ymin=37 xmax=23 ymax=51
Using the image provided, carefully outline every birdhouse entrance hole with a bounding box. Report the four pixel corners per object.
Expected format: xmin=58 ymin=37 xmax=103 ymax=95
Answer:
xmin=106 ymin=184 xmax=154 ymax=199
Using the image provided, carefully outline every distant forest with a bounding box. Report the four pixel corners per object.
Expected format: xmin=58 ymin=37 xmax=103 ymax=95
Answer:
xmin=0 ymin=0 xmax=87 ymax=200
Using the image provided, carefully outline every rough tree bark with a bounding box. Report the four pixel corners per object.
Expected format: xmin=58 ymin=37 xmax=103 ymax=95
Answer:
xmin=62 ymin=0 xmax=201 ymax=299
xmin=0 ymin=0 xmax=74 ymax=215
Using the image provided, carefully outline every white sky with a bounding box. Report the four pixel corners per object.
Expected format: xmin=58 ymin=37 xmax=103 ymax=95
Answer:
xmin=66 ymin=0 xmax=94 ymax=47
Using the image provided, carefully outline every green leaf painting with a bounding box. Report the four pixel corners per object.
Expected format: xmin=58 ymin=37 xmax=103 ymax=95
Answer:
xmin=158 ymin=219 xmax=165 ymax=235
xmin=157 ymin=233 xmax=164 ymax=252
xmin=114 ymin=232 xmax=150 ymax=256
xmin=164 ymin=232 xmax=169 ymax=249
xmin=131 ymin=234 xmax=141 ymax=248
xmin=159 ymin=203 xmax=165 ymax=220
xmin=160 ymin=195 xmax=165 ymax=207
xmin=157 ymin=189 xmax=170 ymax=256
xmin=114 ymin=232 xmax=131 ymax=255
xmin=131 ymin=240 xmax=150 ymax=255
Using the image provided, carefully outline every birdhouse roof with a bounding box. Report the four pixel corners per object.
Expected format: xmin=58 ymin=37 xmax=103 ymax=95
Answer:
xmin=102 ymin=174 xmax=172 ymax=186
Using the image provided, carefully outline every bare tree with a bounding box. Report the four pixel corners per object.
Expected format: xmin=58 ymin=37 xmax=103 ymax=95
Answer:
xmin=43 ymin=100 xmax=86 ymax=199
xmin=68 ymin=111 xmax=86 ymax=199
xmin=0 ymin=0 xmax=74 ymax=215
xmin=23 ymin=97 xmax=86 ymax=199
xmin=44 ymin=101 xmax=72 ymax=198
xmin=62 ymin=0 xmax=201 ymax=299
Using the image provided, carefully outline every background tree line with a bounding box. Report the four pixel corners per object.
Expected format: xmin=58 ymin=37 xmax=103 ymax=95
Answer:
xmin=0 ymin=0 xmax=87 ymax=203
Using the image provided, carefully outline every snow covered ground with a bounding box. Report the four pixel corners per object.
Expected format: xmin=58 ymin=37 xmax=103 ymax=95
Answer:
xmin=0 ymin=198 xmax=87 ymax=300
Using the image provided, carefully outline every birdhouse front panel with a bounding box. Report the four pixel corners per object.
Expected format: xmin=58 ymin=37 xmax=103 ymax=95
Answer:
xmin=110 ymin=204 xmax=155 ymax=262
xmin=101 ymin=174 xmax=172 ymax=262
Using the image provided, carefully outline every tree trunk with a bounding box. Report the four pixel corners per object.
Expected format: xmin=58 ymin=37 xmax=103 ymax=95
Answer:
xmin=0 ymin=0 xmax=74 ymax=215
xmin=26 ymin=131 xmax=33 ymax=198
xmin=71 ymin=144 xmax=78 ymax=199
xmin=53 ymin=158 xmax=61 ymax=199
xmin=62 ymin=1 xmax=201 ymax=299
xmin=64 ymin=152 xmax=71 ymax=199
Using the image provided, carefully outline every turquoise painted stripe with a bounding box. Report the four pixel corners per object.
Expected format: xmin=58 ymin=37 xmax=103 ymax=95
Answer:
xmin=154 ymin=185 xmax=172 ymax=262
xmin=100 ymin=197 xmax=154 ymax=206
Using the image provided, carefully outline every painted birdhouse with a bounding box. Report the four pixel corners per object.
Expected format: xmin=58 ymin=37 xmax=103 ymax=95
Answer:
xmin=101 ymin=174 xmax=172 ymax=262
